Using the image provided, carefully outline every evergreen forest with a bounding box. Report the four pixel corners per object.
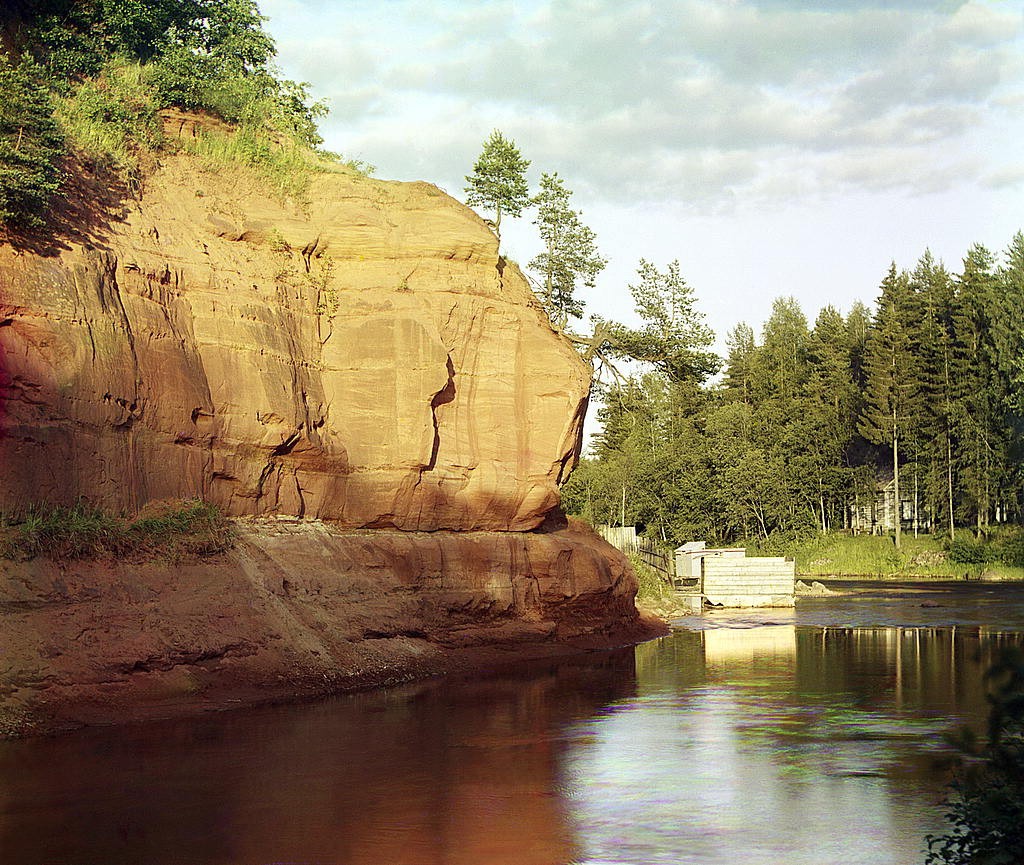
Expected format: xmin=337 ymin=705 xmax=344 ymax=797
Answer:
xmin=562 ymin=239 xmax=1024 ymax=552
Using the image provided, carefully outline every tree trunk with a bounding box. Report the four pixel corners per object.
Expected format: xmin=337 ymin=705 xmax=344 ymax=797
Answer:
xmin=914 ymin=466 xmax=919 ymax=538
xmin=893 ymin=418 xmax=901 ymax=550
xmin=947 ymin=435 xmax=955 ymax=541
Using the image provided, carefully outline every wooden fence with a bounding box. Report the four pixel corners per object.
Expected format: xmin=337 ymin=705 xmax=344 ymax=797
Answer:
xmin=596 ymin=525 xmax=637 ymax=552
xmin=635 ymin=536 xmax=676 ymax=583
xmin=597 ymin=526 xmax=676 ymax=583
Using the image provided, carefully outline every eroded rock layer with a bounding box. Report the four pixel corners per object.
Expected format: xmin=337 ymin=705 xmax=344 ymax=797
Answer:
xmin=0 ymin=520 xmax=643 ymax=736
xmin=0 ymin=146 xmax=588 ymax=530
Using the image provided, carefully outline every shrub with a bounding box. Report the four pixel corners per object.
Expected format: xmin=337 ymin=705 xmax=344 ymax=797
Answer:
xmin=2 ymin=0 xmax=333 ymax=226
xmin=926 ymin=648 xmax=1024 ymax=864
xmin=997 ymin=533 xmax=1024 ymax=568
xmin=948 ymin=538 xmax=996 ymax=565
xmin=628 ymin=553 xmax=674 ymax=606
xmin=0 ymin=53 xmax=65 ymax=226
xmin=55 ymin=60 xmax=161 ymax=176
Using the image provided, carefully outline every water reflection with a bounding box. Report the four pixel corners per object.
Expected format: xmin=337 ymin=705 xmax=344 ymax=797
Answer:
xmin=0 ymin=655 xmax=637 ymax=865
xmin=2 ymin=587 xmax=1023 ymax=865
xmin=570 ymin=623 xmax=1017 ymax=865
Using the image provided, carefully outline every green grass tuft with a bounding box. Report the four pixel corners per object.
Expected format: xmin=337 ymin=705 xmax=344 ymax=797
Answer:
xmin=0 ymin=499 xmax=233 ymax=562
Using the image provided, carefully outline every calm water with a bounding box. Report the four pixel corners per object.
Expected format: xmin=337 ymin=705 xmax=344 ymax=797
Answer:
xmin=3 ymin=582 xmax=1024 ymax=865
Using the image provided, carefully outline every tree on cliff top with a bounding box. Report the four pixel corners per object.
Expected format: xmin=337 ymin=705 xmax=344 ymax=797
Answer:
xmin=529 ymin=171 xmax=606 ymax=329
xmin=464 ymin=130 xmax=530 ymax=244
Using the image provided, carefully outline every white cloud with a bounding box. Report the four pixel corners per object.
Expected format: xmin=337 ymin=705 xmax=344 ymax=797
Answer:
xmin=259 ymin=0 xmax=1024 ymax=338
xmin=261 ymin=0 xmax=1022 ymax=212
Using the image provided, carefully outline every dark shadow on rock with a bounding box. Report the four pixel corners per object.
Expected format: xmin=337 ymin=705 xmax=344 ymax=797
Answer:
xmin=0 ymin=153 xmax=133 ymax=257
xmin=533 ymin=505 xmax=570 ymax=533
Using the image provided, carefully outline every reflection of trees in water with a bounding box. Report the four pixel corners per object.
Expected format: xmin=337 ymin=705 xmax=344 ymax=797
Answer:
xmin=794 ymin=626 xmax=1021 ymax=724
xmin=635 ymin=624 xmax=1022 ymax=726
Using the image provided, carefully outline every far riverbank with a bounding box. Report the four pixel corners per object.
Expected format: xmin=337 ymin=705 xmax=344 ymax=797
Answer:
xmin=749 ymin=532 xmax=1024 ymax=583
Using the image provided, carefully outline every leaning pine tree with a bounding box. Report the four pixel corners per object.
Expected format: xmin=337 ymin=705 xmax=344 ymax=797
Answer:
xmin=858 ymin=263 xmax=922 ymax=549
xmin=464 ymin=129 xmax=530 ymax=246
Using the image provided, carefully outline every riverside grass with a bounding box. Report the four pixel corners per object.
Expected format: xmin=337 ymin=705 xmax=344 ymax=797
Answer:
xmin=630 ymin=553 xmax=676 ymax=606
xmin=750 ymin=532 xmax=1024 ymax=581
xmin=0 ymin=499 xmax=233 ymax=561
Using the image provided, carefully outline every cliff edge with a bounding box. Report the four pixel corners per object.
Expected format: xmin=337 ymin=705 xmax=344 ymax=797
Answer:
xmin=0 ymin=124 xmax=587 ymax=529
xmin=0 ymin=135 xmax=645 ymax=735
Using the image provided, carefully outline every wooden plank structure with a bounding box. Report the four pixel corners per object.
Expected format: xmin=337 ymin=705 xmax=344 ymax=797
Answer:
xmin=674 ymin=542 xmax=794 ymax=609
xmin=597 ymin=528 xmax=795 ymax=610
xmin=596 ymin=525 xmax=638 ymax=553
xmin=702 ymin=556 xmax=795 ymax=608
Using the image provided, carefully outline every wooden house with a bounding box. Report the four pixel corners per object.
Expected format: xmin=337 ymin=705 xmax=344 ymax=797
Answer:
xmin=849 ymin=477 xmax=928 ymax=535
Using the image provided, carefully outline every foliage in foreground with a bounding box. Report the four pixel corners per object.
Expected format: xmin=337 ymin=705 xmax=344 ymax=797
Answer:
xmin=926 ymin=647 xmax=1024 ymax=865
xmin=0 ymin=499 xmax=234 ymax=561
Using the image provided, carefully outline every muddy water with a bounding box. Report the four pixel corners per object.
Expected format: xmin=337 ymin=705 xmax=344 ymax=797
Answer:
xmin=2 ymin=582 xmax=1023 ymax=865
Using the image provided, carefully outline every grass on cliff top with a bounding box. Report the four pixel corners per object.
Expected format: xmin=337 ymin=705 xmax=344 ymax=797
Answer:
xmin=54 ymin=59 xmax=374 ymax=207
xmin=0 ymin=499 xmax=234 ymax=562
xmin=748 ymin=532 xmax=1024 ymax=581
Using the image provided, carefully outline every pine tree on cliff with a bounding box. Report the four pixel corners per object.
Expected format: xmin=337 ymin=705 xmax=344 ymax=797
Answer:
xmin=528 ymin=171 xmax=606 ymax=329
xmin=464 ymin=130 xmax=530 ymax=246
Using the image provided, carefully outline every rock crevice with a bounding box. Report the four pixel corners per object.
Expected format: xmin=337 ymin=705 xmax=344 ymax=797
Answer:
xmin=0 ymin=147 xmax=644 ymax=736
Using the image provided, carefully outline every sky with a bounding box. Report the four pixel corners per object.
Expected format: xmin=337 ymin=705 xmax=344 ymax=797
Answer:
xmin=258 ymin=0 xmax=1024 ymax=350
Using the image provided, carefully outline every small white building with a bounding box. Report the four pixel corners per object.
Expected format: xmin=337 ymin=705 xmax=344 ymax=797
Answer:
xmin=675 ymin=541 xmax=795 ymax=608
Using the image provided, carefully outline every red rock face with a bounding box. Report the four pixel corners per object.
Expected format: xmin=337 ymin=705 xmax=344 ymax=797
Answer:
xmin=0 ymin=147 xmax=643 ymax=736
xmin=0 ymin=155 xmax=589 ymax=530
xmin=0 ymin=520 xmax=646 ymax=736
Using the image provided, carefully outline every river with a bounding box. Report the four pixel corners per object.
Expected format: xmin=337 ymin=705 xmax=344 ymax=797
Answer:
xmin=2 ymin=581 xmax=1023 ymax=865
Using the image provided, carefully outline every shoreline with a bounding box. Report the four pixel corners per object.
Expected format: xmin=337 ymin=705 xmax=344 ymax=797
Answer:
xmin=1 ymin=521 xmax=663 ymax=740
xmin=6 ymin=614 xmax=665 ymax=740
xmin=804 ymin=573 xmax=1024 ymax=582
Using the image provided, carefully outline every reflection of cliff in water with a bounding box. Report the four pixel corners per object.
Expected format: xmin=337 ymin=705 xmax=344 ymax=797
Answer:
xmin=0 ymin=651 xmax=638 ymax=865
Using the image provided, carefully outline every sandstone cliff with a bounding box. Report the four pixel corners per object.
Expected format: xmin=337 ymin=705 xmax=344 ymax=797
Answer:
xmin=0 ymin=128 xmax=586 ymax=530
xmin=0 ymin=132 xmax=645 ymax=735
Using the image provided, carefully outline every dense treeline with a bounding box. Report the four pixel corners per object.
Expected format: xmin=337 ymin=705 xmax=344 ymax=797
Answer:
xmin=563 ymin=235 xmax=1024 ymax=546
